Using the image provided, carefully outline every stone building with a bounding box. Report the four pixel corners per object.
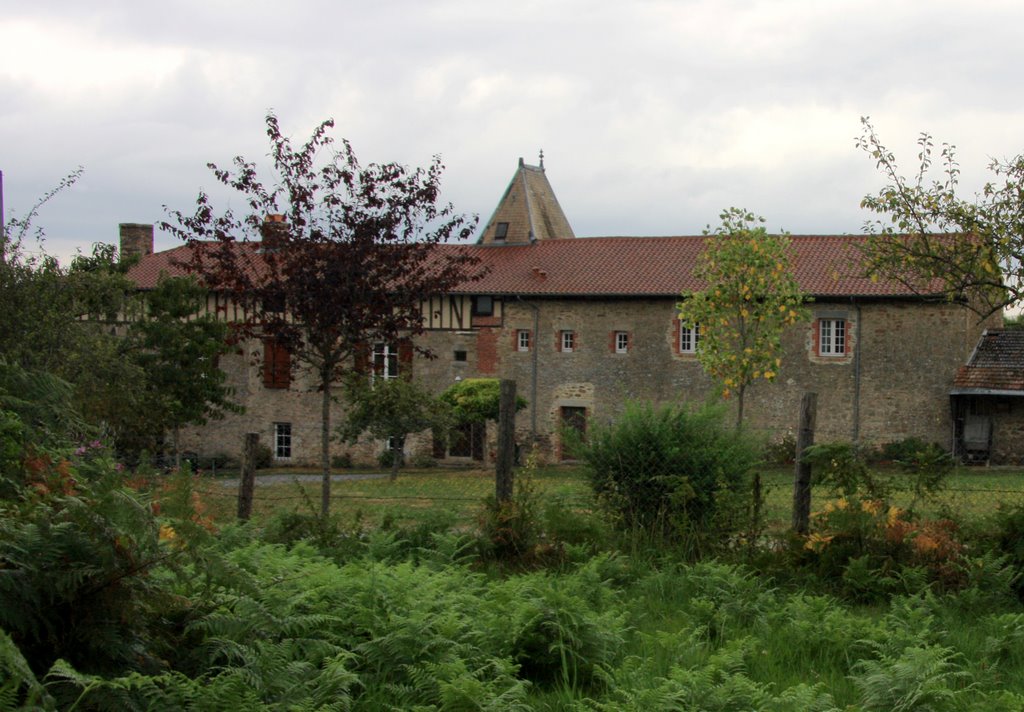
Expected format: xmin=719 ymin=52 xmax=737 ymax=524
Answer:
xmin=952 ymin=329 xmax=1024 ymax=464
xmin=124 ymin=158 xmax=1000 ymax=465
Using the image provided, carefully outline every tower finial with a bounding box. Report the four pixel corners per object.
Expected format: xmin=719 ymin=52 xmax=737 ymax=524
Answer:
xmin=538 ymin=149 xmax=544 ymax=169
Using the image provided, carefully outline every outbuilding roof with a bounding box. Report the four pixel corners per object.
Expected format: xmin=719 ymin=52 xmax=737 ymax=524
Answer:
xmin=952 ymin=329 xmax=1024 ymax=395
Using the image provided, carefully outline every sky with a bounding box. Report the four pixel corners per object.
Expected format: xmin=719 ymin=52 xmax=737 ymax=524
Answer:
xmin=3 ymin=0 xmax=1024 ymax=263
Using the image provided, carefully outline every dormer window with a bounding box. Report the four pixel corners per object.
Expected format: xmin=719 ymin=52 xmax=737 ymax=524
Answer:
xmin=494 ymin=222 xmax=509 ymax=241
xmin=472 ymin=295 xmax=494 ymax=316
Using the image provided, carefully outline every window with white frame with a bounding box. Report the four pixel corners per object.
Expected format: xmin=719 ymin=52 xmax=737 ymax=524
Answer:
xmin=517 ymin=330 xmax=531 ymax=352
xmin=615 ymin=331 xmax=630 ymax=354
xmin=372 ymin=343 xmax=399 ymax=380
xmin=561 ymin=330 xmax=575 ymax=352
xmin=818 ymin=318 xmax=846 ymax=356
xmin=274 ymin=422 xmax=292 ymax=460
xmin=679 ymin=322 xmax=701 ymax=353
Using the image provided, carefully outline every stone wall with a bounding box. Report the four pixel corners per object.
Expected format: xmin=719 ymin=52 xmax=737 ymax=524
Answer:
xmin=179 ymin=296 xmax=995 ymax=465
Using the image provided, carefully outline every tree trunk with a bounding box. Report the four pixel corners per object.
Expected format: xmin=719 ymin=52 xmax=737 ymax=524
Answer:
xmin=390 ymin=436 xmax=403 ymax=481
xmin=237 ymin=432 xmax=258 ymax=521
xmin=495 ymin=379 xmax=516 ymax=504
xmin=792 ymin=392 xmax=817 ymax=534
xmin=173 ymin=425 xmax=181 ymax=469
xmin=320 ymin=381 xmax=332 ymax=519
xmin=736 ymin=384 xmax=746 ymax=429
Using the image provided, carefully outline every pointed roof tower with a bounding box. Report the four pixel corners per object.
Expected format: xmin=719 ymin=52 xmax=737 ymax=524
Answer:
xmin=477 ymin=153 xmax=576 ymax=245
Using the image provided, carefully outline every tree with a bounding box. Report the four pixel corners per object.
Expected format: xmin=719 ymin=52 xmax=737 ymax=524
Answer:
xmin=339 ymin=376 xmax=451 ymax=480
xmin=128 ymin=275 xmax=241 ymax=466
xmin=0 ymin=172 xmax=152 ymax=452
xmin=163 ymin=113 xmax=482 ymax=516
xmin=857 ymin=116 xmax=1024 ymax=317
xmin=677 ymin=208 xmax=807 ymax=428
xmin=439 ymin=378 xmax=527 ymax=426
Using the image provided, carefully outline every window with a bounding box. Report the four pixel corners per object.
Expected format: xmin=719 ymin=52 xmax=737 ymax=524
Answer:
xmin=517 ymin=330 xmax=531 ymax=352
xmin=372 ymin=342 xmax=399 ymax=381
xmin=614 ymin=331 xmax=630 ymax=354
xmin=471 ymin=295 xmax=494 ymax=316
xmin=561 ymin=330 xmax=575 ymax=352
xmin=679 ymin=322 xmax=701 ymax=353
xmin=263 ymin=337 xmax=291 ymax=389
xmin=261 ymin=289 xmax=285 ymax=314
xmin=494 ymin=222 xmax=509 ymax=240
xmin=819 ymin=318 xmax=846 ymax=356
xmin=454 ymin=349 xmax=467 ymax=362
xmin=274 ymin=422 xmax=292 ymax=460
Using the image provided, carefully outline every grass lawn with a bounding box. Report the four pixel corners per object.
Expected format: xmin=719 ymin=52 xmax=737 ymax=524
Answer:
xmin=195 ymin=464 xmax=594 ymax=527
xmin=194 ymin=462 xmax=1024 ymax=532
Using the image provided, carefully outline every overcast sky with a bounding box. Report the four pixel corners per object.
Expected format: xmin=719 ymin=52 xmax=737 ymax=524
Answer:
xmin=3 ymin=0 xmax=1023 ymax=263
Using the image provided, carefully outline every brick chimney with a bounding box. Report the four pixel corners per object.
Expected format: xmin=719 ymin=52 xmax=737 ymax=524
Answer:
xmin=260 ymin=214 xmax=288 ymax=250
xmin=119 ymin=223 xmax=154 ymax=260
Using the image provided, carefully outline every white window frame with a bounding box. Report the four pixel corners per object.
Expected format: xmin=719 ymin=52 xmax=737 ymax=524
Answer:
xmin=372 ymin=342 xmax=399 ymax=381
xmin=615 ymin=331 xmax=629 ymax=354
xmin=517 ymin=330 xmax=531 ymax=352
xmin=274 ymin=422 xmax=292 ymax=460
xmin=679 ymin=323 xmax=700 ymax=353
xmin=819 ymin=318 xmax=846 ymax=357
xmin=561 ymin=330 xmax=575 ymax=353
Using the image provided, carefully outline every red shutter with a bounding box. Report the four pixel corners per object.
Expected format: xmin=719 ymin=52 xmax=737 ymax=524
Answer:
xmin=398 ymin=339 xmax=414 ymax=378
xmin=354 ymin=343 xmax=370 ymax=374
xmin=608 ymin=331 xmax=615 ymax=352
xmin=263 ymin=338 xmax=291 ymax=389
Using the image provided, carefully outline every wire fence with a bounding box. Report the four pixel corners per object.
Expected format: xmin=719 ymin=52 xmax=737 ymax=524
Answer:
xmin=184 ymin=464 xmax=1024 ymax=533
xmin=190 ymin=466 xmax=593 ymax=527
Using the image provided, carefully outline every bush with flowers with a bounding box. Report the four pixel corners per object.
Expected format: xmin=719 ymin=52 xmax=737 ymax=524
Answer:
xmin=803 ymin=493 xmax=966 ymax=597
xmin=798 ymin=441 xmax=965 ymax=598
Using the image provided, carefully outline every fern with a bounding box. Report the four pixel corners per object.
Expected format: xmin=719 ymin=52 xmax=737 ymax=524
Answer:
xmin=0 ymin=629 xmax=53 ymax=710
xmin=851 ymin=643 xmax=972 ymax=711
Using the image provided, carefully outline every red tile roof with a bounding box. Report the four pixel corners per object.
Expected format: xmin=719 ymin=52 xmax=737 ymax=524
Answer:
xmin=127 ymin=234 xmax=935 ymax=298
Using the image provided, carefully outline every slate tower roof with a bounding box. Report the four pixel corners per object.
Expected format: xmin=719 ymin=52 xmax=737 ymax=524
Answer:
xmin=477 ymin=155 xmax=576 ymax=245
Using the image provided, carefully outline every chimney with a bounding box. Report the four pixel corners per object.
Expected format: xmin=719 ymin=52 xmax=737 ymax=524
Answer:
xmin=119 ymin=223 xmax=154 ymax=260
xmin=260 ymin=214 xmax=288 ymax=250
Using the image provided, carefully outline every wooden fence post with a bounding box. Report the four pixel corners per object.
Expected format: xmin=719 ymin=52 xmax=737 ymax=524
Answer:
xmin=792 ymin=392 xmax=817 ymax=535
xmin=237 ymin=432 xmax=259 ymax=521
xmin=495 ymin=379 xmax=516 ymax=504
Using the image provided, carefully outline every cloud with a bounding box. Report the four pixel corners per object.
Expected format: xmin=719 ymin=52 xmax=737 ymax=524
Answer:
xmin=2 ymin=0 xmax=1024 ymax=262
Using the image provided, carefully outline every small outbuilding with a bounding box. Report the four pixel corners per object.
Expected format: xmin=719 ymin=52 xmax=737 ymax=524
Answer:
xmin=951 ymin=329 xmax=1024 ymax=464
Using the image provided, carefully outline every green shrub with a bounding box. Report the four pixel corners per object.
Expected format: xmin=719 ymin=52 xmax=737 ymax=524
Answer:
xmin=763 ymin=431 xmax=797 ymax=466
xmin=378 ymin=448 xmax=402 ymax=469
xmin=878 ymin=437 xmax=944 ymax=465
xmin=408 ymin=453 xmax=438 ymax=468
xmin=197 ymin=452 xmax=233 ymax=470
xmin=575 ymin=402 xmax=760 ymax=547
xmin=254 ymin=443 xmax=273 ymax=469
xmin=477 ymin=477 xmax=543 ymax=564
xmin=331 ymin=452 xmax=353 ymax=468
xmin=803 ymin=441 xmax=884 ymax=498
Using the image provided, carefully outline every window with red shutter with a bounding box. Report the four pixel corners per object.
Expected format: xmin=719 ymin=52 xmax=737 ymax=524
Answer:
xmin=263 ymin=337 xmax=291 ymax=389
